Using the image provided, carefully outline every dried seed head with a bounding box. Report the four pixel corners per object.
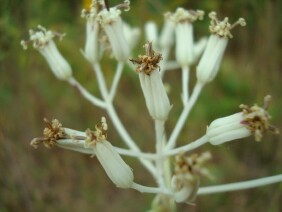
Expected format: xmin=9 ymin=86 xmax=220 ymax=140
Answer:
xmin=30 ymin=118 xmax=65 ymax=149
xmin=129 ymin=41 xmax=163 ymax=75
xmin=240 ymin=95 xmax=279 ymax=141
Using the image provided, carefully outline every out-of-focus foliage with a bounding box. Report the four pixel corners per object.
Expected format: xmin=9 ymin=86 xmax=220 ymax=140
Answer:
xmin=0 ymin=0 xmax=281 ymax=211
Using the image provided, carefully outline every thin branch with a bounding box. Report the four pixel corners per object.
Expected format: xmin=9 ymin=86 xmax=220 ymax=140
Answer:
xmin=181 ymin=66 xmax=190 ymax=105
xmin=68 ymin=77 xmax=106 ymax=108
xmin=166 ymin=82 xmax=204 ymax=150
xmin=109 ymin=62 xmax=124 ymax=101
xmin=131 ymin=182 xmax=172 ymax=195
xmin=92 ymin=63 xmax=109 ymax=100
xmin=165 ymin=135 xmax=209 ymax=156
xmin=198 ymin=174 xmax=282 ymax=195
xmin=155 ymin=120 xmax=166 ymax=189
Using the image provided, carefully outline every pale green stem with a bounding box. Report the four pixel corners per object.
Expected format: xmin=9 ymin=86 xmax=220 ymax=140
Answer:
xmin=93 ymin=63 xmax=109 ymax=100
xmin=115 ymin=146 xmax=157 ymax=160
xmin=57 ymin=139 xmax=158 ymax=160
xmin=155 ymin=120 xmax=166 ymax=189
xmin=131 ymin=182 xmax=172 ymax=195
xmin=57 ymin=134 xmax=209 ymax=160
xmin=109 ymin=62 xmax=124 ymax=101
xmin=181 ymin=66 xmax=190 ymax=105
xmin=68 ymin=77 xmax=106 ymax=108
xmin=165 ymin=82 xmax=204 ymax=150
xmin=165 ymin=135 xmax=209 ymax=156
xmin=198 ymin=174 xmax=282 ymax=195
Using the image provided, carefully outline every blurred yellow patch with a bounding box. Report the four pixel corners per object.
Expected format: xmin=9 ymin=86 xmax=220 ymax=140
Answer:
xmin=83 ymin=0 xmax=91 ymax=11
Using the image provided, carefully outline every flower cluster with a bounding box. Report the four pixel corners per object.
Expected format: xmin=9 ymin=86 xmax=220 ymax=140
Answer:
xmin=23 ymin=0 xmax=281 ymax=211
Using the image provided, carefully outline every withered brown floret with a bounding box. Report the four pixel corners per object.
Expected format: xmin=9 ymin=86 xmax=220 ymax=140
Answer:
xmin=240 ymin=95 xmax=279 ymax=141
xmin=30 ymin=118 xmax=66 ymax=149
xmin=129 ymin=42 xmax=163 ymax=75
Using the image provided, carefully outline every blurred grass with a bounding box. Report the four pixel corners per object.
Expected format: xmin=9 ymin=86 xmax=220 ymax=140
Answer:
xmin=0 ymin=0 xmax=282 ymax=211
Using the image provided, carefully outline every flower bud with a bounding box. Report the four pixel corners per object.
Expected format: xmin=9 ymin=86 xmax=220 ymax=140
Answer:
xmin=145 ymin=21 xmax=158 ymax=49
xmin=159 ymin=12 xmax=175 ymax=49
xmin=94 ymin=140 xmax=134 ymax=188
xmin=81 ymin=4 xmax=100 ymax=63
xmin=99 ymin=7 xmax=130 ymax=62
xmin=207 ymin=112 xmax=251 ymax=145
xmin=173 ymin=8 xmax=204 ymax=67
xmin=171 ymin=174 xmax=199 ymax=203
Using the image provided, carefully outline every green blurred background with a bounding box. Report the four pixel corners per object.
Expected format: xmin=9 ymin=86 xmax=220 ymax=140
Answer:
xmin=1 ymin=0 xmax=281 ymax=211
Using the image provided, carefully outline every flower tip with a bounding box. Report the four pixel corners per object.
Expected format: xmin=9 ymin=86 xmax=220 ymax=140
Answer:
xmin=30 ymin=138 xmax=39 ymax=148
xmin=196 ymin=10 xmax=205 ymax=20
xmin=20 ymin=40 xmax=28 ymax=50
xmin=238 ymin=18 xmax=246 ymax=26
xmin=208 ymin=11 xmax=216 ymax=19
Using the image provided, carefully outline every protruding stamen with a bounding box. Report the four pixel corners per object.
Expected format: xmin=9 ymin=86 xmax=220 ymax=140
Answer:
xmin=171 ymin=8 xmax=204 ymax=23
xmin=208 ymin=11 xmax=246 ymax=38
xmin=115 ymin=0 xmax=130 ymax=12
xmin=21 ymin=25 xmax=65 ymax=50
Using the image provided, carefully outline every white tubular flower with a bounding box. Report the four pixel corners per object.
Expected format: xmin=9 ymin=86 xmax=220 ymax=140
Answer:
xmin=196 ymin=12 xmax=246 ymax=84
xmin=193 ymin=37 xmax=208 ymax=63
xmin=130 ymin=42 xmax=171 ymax=121
xmin=123 ymin=22 xmax=141 ymax=50
xmin=30 ymin=117 xmax=134 ymax=188
xmin=171 ymin=174 xmax=199 ymax=203
xmin=172 ymin=8 xmax=204 ymax=67
xmin=99 ymin=6 xmax=130 ymax=62
xmin=207 ymin=95 xmax=279 ymax=145
xmin=139 ymin=70 xmax=171 ymax=121
xmin=21 ymin=25 xmax=72 ymax=81
xmin=207 ymin=112 xmax=251 ymax=145
xmin=81 ymin=2 xmax=100 ymax=63
xmin=145 ymin=21 xmax=158 ymax=49
xmin=85 ymin=117 xmax=134 ymax=188
xmin=171 ymin=153 xmax=211 ymax=204
xmin=159 ymin=12 xmax=175 ymax=50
